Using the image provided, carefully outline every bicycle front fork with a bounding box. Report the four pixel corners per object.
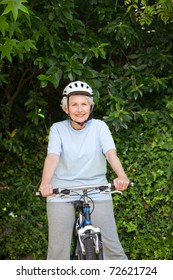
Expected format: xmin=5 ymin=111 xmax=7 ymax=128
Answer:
xmin=77 ymin=225 xmax=102 ymax=255
xmin=76 ymin=202 xmax=103 ymax=256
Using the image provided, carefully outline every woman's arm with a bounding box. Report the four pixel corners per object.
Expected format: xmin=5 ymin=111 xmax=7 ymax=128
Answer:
xmin=39 ymin=153 xmax=59 ymax=197
xmin=105 ymin=149 xmax=129 ymax=191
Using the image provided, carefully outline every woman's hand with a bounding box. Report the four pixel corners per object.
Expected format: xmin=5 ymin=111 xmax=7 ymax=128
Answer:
xmin=38 ymin=184 xmax=54 ymax=197
xmin=113 ymin=177 xmax=129 ymax=191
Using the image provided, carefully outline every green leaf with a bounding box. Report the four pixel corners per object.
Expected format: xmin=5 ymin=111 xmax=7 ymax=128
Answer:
xmin=128 ymin=54 xmax=139 ymax=59
xmin=0 ymin=15 xmax=9 ymax=36
xmin=62 ymin=9 xmax=73 ymax=20
xmin=37 ymin=69 xmax=62 ymax=88
xmin=0 ymin=38 xmax=18 ymax=62
xmin=20 ymin=39 xmax=37 ymax=52
xmin=1 ymin=0 xmax=29 ymax=21
xmin=37 ymin=74 xmax=47 ymax=81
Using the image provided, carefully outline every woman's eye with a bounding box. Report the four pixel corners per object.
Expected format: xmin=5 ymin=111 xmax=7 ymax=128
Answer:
xmin=71 ymin=103 xmax=88 ymax=106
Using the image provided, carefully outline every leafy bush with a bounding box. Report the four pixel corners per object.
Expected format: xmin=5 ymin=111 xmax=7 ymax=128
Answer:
xmin=0 ymin=133 xmax=48 ymax=259
xmin=109 ymin=99 xmax=173 ymax=259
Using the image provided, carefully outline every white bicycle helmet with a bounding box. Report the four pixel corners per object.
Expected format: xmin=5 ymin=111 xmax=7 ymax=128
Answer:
xmin=62 ymin=81 xmax=93 ymax=97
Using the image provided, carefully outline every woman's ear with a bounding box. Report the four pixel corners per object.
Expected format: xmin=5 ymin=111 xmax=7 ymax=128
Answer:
xmin=63 ymin=106 xmax=69 ymax=115
xmin=90 ymin=104 xmax=94 ymax=112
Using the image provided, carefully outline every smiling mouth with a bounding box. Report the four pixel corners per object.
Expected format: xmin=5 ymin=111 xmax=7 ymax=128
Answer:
xmin=75 ymin=115 xmax=85 ymax=118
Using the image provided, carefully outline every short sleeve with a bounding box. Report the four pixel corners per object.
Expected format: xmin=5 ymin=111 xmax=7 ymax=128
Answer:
xmin=47 ymin=124 xmax=62 ymax=155
xmin=99 ymin=121 xmax=116 ymax=154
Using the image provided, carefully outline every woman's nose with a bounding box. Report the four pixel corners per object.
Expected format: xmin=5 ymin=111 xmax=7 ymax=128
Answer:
xmin=77 ymin=105 xmax=83 ymax=112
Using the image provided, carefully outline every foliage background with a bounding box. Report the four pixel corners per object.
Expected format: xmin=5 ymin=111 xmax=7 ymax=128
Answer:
xmin=0 ymin=0 xmax=173 ymax=259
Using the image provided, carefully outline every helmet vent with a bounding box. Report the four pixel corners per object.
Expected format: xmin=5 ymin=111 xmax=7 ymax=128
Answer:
xmin=62 ymin=81 xmax=93 ymax=96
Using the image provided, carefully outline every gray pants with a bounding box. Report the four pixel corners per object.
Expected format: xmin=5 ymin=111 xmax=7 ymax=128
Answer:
xmin=47 ymin=200 xmax=128 ymax=260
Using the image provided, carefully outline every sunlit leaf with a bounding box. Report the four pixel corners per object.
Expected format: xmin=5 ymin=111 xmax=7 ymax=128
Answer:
xmin=1 ymin=0 xmax=29 ymax=21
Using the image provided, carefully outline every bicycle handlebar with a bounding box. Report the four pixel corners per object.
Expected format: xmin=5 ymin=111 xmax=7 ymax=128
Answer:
xmin=35 ymin=182 xmax=133 ymax=197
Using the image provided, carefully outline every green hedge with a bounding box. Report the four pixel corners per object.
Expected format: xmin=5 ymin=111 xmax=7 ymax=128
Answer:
xmin=0 ymin=139 xmax=48 ymax=259
xmin=0 ymin=103 xmax=172 ymax=259
xmin=110 ymin=105 xmax=173 ymax=259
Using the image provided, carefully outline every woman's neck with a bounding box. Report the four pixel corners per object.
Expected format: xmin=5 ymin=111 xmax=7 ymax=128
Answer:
xmin=70 ymin=120 xmax=86 ymax=130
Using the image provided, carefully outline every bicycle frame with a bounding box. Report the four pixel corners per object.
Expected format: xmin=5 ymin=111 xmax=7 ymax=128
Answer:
xmin=74 ymin=191 xmax=103 ymax=257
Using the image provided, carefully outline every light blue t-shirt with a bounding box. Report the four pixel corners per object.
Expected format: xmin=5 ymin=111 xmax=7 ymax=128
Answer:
xmin=47 ymin=119 xmax=116 ymax=202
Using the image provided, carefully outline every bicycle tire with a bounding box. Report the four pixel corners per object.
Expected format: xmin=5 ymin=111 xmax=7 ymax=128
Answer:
xmin=84 ymin=237 xmax=95 ymax=260
xmin=77 ymin=235 xmax=104 ymax=260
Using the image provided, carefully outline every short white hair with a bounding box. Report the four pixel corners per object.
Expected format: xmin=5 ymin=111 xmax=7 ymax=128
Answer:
xmin=60 ymin=96 xmax=95 ymax=112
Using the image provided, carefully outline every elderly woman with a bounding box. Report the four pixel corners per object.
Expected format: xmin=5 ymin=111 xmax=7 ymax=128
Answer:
xmin=39 ymin=81 xmax=129 ymax=260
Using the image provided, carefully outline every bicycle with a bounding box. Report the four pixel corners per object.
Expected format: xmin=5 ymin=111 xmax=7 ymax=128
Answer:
xmin=36 ymin=182 xmax=133 ymax=260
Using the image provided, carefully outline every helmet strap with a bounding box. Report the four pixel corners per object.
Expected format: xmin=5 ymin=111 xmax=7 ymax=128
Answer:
xmin=68 ymin=112 xmax=93 ymax=127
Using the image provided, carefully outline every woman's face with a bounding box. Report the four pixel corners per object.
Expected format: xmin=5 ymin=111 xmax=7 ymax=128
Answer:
xmin=65 ymin=95 xmax=91 ymax=126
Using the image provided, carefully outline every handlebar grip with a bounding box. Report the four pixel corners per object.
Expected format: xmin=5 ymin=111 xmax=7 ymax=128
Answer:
xmin=35 ymin=188 xmax=68 ymax=197
xmin=111 ymin=181 xmax=134 ymax=189
xmin=35 ymin=188 xmax=60 ymax=197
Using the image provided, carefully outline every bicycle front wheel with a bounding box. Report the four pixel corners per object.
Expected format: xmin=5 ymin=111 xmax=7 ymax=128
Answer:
xmin=84 ymin=237 xmax=95 ymax=260
xmin=78 ymin=235 xmax=103 ymax=260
